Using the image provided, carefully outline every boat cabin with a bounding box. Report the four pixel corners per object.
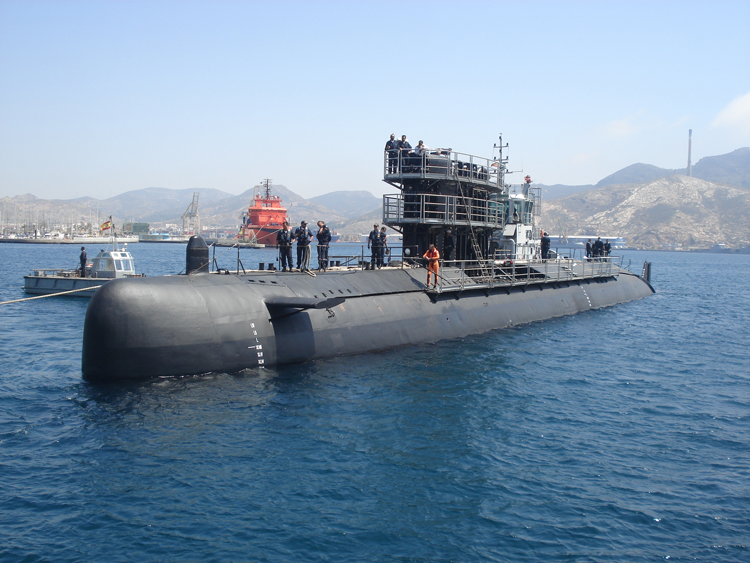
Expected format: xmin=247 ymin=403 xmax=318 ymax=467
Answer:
xmin=23 ymin=242 xmax=139 ymax=298
xmin=88 ymin=248 xmax=136 ymax=278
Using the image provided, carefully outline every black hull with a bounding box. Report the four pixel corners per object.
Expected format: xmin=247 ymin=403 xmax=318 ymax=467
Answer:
xmin=82 ymin=267 xmax=654 ymax=382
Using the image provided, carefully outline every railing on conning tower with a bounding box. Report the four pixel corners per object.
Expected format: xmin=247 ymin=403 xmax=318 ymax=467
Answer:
xmin=383 ymin=149 xmax=503 ymax=190
xmin=383 ymin=193 xmax=507 ymax=229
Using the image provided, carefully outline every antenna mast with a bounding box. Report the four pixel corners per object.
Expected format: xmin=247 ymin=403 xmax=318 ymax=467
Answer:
xmin=494 ymin=134 xmax=509 ymax=193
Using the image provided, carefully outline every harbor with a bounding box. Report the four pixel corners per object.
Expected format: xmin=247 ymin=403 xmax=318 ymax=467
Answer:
xmin=0 ymin=235 xmax=140 ymax=244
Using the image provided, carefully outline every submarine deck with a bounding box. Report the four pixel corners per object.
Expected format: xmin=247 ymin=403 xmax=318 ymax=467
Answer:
xmin=81 ymin=255 xmax=653 ymax=381
xmin=222 ymin=256 xmax=644 ymax=298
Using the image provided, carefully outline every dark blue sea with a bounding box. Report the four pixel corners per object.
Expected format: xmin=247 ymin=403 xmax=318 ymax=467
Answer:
xmin=1 ymin=242 xmax=748 ymax=562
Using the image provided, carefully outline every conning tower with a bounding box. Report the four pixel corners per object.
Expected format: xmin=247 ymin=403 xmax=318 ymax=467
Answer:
xmin=382 ymin=136 xmax=540 ymax=263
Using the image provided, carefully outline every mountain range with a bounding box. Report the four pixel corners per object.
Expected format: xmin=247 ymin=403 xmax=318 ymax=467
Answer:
xmin=2 ymin=148 xmax=748 ymax=248
xmin=538 ymin=147 xmax=750 ymax=200
xmin=541 ymin=175 xmax=750 ymax=248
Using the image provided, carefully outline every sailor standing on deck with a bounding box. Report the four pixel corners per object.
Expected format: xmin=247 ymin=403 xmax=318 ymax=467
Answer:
xmin=541 ymin=231 xmax=551 ymax=260
xmin=443 ymin=229 xmax=455 ymax=261
xmin=397 ymin=135 xmax=412 ymax=171
xmin=385 ymin=134 xmax=399 ymax=174
xmin=79 ymin=247 xmax=87 ymax=278
xmin=423 ymin=244 xmax=440 ymax=289
xmin=594 ymin=237 xmax=604 ymax=261
xmin=585 ymin=239 xmax=592 ymax=262
xmin=276 ymin=221 xmax=294 ymax=272
xmin=295 ymin=221 xmax=314 ymax=272
xmin=368 ymin=224 xmax=383 ymax=269
xmin=316 ymin=220 xmax=331 ymax=270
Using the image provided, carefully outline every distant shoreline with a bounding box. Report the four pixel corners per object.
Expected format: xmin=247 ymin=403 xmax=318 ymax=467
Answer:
xmin=0 ymin=237 xmax=139 ymax=245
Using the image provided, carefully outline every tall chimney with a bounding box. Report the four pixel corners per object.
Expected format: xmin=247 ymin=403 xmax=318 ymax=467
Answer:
xmin=687 ymin=129 xmax=692 ymax=177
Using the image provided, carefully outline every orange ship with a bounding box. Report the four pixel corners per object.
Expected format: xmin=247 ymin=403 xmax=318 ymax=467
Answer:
xmin=237 ymin=180 xmax=290 ymax=246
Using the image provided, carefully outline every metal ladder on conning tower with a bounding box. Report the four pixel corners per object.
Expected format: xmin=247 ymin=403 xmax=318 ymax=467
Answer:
xmin=457 ymin=180 xmax=492 ymax=281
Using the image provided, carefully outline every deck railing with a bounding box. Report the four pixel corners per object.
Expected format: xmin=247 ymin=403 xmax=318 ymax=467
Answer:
xmin=247 ymin=244 xmax=623 ymax=289
xmin=430 ymin=255 xmax=620 ymax=292
xmin=383 ymin=193 xmax=506 ymax=229
xmin=383 ymin=149 xmax=503 ymax=190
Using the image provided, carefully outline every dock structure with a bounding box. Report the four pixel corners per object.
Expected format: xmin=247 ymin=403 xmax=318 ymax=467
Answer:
xmin=182 ymin=192 xmax=201 ymax=236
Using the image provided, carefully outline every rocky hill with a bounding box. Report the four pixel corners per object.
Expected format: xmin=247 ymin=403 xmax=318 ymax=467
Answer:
xmin=595 ymin=147 xmax=750 ymax=188
xmin=308 ymin=191 xmax=381 ymax=219
xmin=539 ymin=183 xmax=595 ymax=201
xmin=104 ymin=187 xmax=235 ymax=223
xmin=541 ymin=175 xmax=750 ymax=248
xmin=691 ymin=147 xmax=750 ymax=188
xmin=333 ymin=207 xmax=385 ymax=241
xmin=596 ymin=163 xmax=678 ymax=188
xmin=538 ymin=147 xmax=750 ymax=199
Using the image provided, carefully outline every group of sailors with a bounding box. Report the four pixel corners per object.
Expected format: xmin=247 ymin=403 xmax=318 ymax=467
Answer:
xmin=585 ymin=237 xmax=611 ymax=261
xmin=385 ymin=133 xmax=495 ymax=181
xmin=541 ymin=233 xmax=612 ymax=261
xmin=275 ymin=220 xmax=332 ymax=272
xmin=385 ymin=134 xmax=430 ymax=173
xmin=275 ymin=219 xmax=402 ymax=273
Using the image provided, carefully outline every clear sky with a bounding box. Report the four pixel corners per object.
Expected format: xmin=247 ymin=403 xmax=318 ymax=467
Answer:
xmin=1 ymin=0 xmax=749 ymax=201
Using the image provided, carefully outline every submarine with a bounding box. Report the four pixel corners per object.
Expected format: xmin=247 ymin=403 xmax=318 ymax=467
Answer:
xmin=82 ymin=137 xmax=654 ymax=382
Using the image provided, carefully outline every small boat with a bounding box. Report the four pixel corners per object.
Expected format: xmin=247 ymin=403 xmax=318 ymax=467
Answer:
xmin=24 ymin=228 xmax=143 ymax=298
xmin=237 ymin=179 xmax=289 ymax=246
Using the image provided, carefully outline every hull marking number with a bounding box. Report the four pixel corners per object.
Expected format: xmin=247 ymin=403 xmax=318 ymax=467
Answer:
xmin=248 ymin=322 xmax=265 ymax=367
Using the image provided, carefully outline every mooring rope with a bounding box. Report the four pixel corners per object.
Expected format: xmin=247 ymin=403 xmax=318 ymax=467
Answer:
xmin=0 ymin=285 xmax=98 ymax=306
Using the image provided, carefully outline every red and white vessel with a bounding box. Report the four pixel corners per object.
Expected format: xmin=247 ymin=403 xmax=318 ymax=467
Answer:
xmin=237 ymin=180 xmax=290 ymax=246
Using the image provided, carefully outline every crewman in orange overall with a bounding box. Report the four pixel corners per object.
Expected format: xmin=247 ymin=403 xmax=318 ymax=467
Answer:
xmin=423 ymin=243 xmax=440 ymax=289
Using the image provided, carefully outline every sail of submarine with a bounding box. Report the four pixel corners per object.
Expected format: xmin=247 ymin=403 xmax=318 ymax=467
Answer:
xmin=82 ymin=137 xmax=654 ymax=382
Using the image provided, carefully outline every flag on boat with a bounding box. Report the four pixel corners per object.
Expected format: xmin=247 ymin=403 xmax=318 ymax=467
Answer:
xmin=100 ymin=220 xmax=111 ymax=231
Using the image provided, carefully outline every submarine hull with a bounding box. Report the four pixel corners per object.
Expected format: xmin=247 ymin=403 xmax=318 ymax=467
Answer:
xmin=82 ymin=267 xmax=654 ymax=382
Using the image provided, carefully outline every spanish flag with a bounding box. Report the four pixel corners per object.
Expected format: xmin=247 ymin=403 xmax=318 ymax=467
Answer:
xmin=100 ymin=220 xmax=111 ymax=231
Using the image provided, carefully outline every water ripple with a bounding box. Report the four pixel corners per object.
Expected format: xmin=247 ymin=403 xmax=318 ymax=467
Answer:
xmin=1 ymin=247 xmax=749 ymax=562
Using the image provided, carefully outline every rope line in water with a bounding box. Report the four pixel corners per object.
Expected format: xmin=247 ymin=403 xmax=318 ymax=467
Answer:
xmin=0 ymin=285 xmax=97 ymax=305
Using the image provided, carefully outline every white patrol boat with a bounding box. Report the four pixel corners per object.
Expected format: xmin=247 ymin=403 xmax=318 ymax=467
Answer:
xmin=24 ymin=232 xmax=143 ymax=298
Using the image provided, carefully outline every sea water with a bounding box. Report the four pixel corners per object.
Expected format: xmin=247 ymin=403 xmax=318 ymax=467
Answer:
xmin=0 ymin=243 xmax=748 ymax=562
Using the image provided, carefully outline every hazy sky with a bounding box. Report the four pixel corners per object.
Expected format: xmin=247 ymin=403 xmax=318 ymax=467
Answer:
xmin=1 ymin=0 xmax=749 ymax=201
